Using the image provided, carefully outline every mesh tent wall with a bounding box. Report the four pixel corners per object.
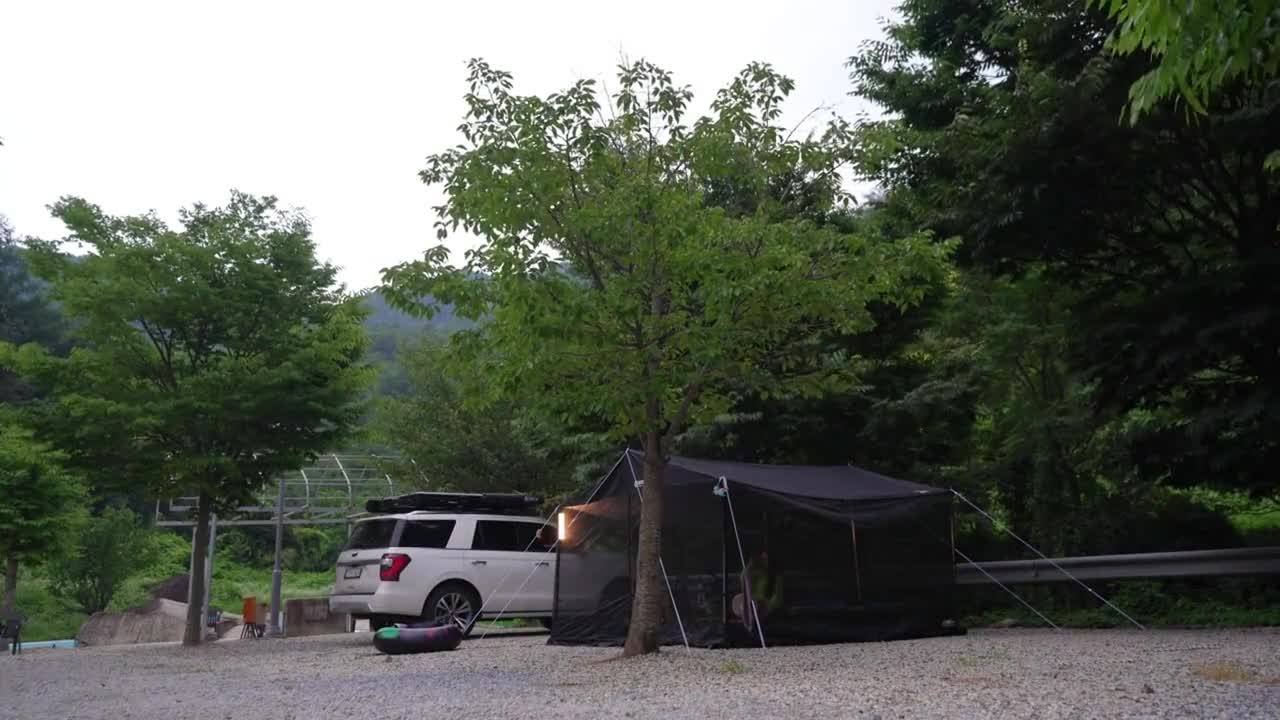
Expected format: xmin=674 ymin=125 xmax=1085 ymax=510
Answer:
xmin=549 ymin=450 xmax=959 ymax=647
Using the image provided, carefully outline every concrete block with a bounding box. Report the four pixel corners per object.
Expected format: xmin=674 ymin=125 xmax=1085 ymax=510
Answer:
xmin=284 ymin=598 xmax=349 ymax=637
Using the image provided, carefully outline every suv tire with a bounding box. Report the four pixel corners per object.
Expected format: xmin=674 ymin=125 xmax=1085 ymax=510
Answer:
xmin=424 ymin=582 xmax=481 ymax=636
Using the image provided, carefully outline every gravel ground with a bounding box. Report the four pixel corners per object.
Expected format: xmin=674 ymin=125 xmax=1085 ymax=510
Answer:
xmin=2 ymin=628 xmax=1278 ymax=719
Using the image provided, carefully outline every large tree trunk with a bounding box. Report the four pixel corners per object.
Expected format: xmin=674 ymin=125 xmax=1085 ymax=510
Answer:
xmin=623 ymin=426 xmax=666 ymax=657
xmin=3 ymin=549 xmax=17 ymax=616
xmin=183 ymin=492 xmax=212 ymax=646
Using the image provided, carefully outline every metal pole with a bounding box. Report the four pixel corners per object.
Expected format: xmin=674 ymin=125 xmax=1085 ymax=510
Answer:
xmin=187 ymin=526 xmax=197 ymax=606
xmin=202 ymin=513 xmax=217 ymax=640
xmin=269 ymin=475 xmax=286 ymax=636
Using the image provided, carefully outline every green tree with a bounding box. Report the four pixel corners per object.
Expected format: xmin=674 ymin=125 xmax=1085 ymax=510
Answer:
xmin=2 ymin=191 xmax=371 ymax=645
xmin=676 ymin=206 xmax=975 ymax=484
xmin=849 ymin=0 xmax=1280 ymax=498
xmin=0 ymin=216 xmax=66 ymax=404
xmin=383 ymin=59 xmax=949 ymax=655
xmin=374 ymin=334 xmax=610 ymax=497
xmin=1093 ymin=0 xmax=1280 ymax=125
xmin=51 ymin=506 xmax=153 ymax=614
xmin=0 ymin=423 xmax=84 ymax=619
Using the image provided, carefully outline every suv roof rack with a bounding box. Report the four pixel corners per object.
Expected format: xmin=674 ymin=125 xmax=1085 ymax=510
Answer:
xmin=365 ymin=492 xmax=542 ymax=516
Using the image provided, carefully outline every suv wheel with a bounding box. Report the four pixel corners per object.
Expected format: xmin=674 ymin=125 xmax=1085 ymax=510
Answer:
xmin=425 ymin=583 xmax=480 ymax=636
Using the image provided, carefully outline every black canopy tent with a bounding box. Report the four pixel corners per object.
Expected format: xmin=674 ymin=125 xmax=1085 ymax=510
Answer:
xmin=549 ymin=450 xmax=961 ymax=647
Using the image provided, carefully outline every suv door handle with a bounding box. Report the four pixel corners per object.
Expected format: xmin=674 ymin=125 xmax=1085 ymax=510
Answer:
xmin=471 ymin=560 xmax=487 ymax=566
xmin=535 ymin=561 xmax=551 ymax=567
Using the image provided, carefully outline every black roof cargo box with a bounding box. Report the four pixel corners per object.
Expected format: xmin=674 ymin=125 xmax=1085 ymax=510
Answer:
xmin=366 ymin=492 xmax=542 ymax=516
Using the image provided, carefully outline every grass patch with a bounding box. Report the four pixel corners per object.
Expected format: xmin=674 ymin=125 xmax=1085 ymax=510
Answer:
xmin=964 ymin=580 xmax=1280 ymax=629
xmin=206 ymin=564 xmax=333 ymax=613
xmin=11 ymin=573 xmax=87 ymax=642
xmin=719 ymin=659 xmax=748 ymax=675
xmin=1191 ymin=661 xmax=1277 ymax=684
xmin=1231 ymin=509 xmax=1280 ymax=533
xmin=23 ymin=559 xmax=334 ymax=642
xmin=955 ymin=648 xmax=1010 ymax=669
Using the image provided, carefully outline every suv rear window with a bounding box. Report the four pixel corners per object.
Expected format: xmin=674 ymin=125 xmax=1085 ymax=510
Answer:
xmin=472 ymin=520 xmax=550 ymax=552
xmin=345 ymin=519 xmax=399 ymax=550
xmin=399 ymin=520 xmax=455 ymax=549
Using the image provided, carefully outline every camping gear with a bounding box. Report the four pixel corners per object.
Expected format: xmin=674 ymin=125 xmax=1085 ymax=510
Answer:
xmin=549 ymin=451 xmax=961 ymax=648
xmin=373 ymin=624 xmax=463 ymax=655
xmin=240 ymin=597 xmax=265 ymax=639
xmin=2 ymin=618 xmax=21 ymax=655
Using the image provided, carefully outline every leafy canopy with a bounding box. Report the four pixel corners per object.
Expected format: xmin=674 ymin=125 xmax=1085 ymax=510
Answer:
xmin=2 ymin=191 xmax=372 ymax=507
xmin=849 ymin=0 xmax=1280 ymax=496
xmin=1093 ymin=0 xmax=1280 ymax=122
xmin=372 ymin=334 xmax=612 ymax=496
xmin=0 ymin=216 xmax=66 ymax=404
xmin=384 ymin=59 xmax=951 ymax=444
xmin=0 ymin=424 xmax=84 ymax=569
xmin=51 ymin=506 xmax=154 ymax=614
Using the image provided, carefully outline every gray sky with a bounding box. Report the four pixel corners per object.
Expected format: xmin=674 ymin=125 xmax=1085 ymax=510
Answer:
xmin=1 ymin=0 xmax=895 ymax=290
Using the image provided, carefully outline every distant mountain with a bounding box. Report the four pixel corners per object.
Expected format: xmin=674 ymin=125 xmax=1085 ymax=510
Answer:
xmin=358 ymin=290 xmax=473 ymax=397
xmin=359 ymin=290 xmax=472 ymax=334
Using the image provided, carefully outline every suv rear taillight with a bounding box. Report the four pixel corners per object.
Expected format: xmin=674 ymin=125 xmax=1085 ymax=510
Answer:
xmin=380 ymin=553 xmax=411 ymax=581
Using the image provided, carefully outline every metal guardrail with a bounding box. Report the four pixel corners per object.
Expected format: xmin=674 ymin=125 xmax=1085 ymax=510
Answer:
xmin=956 ymin=546 xmax=1280 ymax=586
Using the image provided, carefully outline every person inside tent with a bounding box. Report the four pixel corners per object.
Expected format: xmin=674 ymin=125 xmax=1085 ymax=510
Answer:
xmin=732 ymin=550 xmax=784 ymax=629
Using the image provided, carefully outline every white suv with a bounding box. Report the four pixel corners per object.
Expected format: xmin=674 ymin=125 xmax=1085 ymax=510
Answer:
xmin=329 ymin=511 xmax=557 ymax=633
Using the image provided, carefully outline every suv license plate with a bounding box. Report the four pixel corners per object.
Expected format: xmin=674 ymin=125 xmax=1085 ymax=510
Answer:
xmin=343 ymin=566 xmax=362 ymax=579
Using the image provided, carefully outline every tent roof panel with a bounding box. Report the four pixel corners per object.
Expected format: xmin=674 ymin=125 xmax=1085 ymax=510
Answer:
xmin=624 ymin=450 xmax=945 ymax=500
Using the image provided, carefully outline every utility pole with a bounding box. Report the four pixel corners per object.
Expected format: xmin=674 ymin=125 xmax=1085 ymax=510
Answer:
xmin=269 ymin=475 xmax=286 ymax=636
xmin=202 ymin=513 xmax=217 ymax=640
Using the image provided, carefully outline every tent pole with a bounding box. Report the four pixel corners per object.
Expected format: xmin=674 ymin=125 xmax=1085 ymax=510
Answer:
xmin=721 ymin=500 xmax=728 ymax=630
xmin=721 ymin=477 xmax=767 ymax=650
xmin=627 ymin=451 xmax=692 ymax=655
xmin=850 ymin=514 xmax=862 ymax=602
xmin=952 ymin=490 xmax=1144 ymax=630
xmin=551 ymin=527 xmax=562 ymax=636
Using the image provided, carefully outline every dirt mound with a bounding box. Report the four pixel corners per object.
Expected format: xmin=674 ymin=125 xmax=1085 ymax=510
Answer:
xmin=148 ymin=574 xmax=190 ymax=602
xmin=78 ymin=598 xmax=243 ymax=645
xmin=78 ymin=598 xmax=188 ymax=645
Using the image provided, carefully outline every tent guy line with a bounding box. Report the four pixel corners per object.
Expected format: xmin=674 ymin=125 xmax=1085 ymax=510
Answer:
xmin=952 ymin=489 xmax=1146 ymax=631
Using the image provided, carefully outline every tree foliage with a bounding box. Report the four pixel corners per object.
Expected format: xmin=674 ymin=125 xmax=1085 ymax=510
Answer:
xmin=373 ymin=334 xmax=612 ymax=497
xmin=1092 ymin=0 xmax=1280 ymax=123
xmin=1 ymin=191 xmax=372 ymax=644
xmin=849 ymin=0 xmax=1280 ymax=500
xmin=51 ymin=506 xmax=154 ymax=614
xmin=0 ymin=423 xmax=84 ymax=616
xmin=384 ymin=59 xmax=950 ymax=654
xmin=0 ymin=216 xmax=66 ymax=405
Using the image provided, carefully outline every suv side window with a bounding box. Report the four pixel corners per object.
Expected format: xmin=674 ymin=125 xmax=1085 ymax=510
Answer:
xmin=526 ymin=524 xmax=555 ymax=551
xmin=399 ymin=520 xmax=455 ymax=548
xmin=344 ymin=519 xmax=399 ymax=550
xmin=473 ymin=520 xmax=546 ymax=552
